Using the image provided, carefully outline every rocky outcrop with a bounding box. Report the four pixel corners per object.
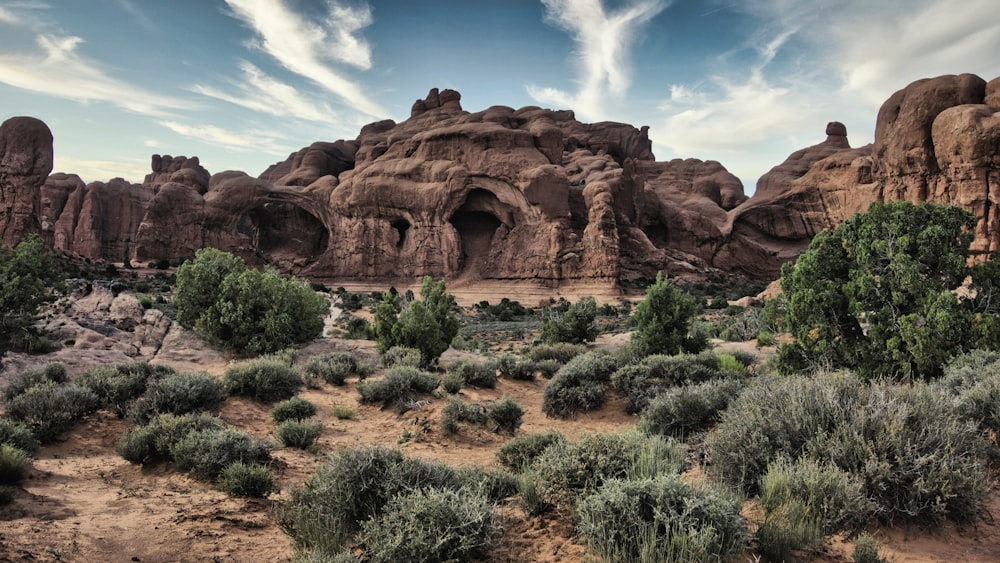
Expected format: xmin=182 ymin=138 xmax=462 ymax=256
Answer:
xmin=6 ymin=75 xmax=1000 ymax=284
xmin=0 ymin=116 xmax=52 ymax=247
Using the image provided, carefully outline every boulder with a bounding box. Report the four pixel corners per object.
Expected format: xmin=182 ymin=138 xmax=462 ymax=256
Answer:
xmin=0 ymin=116 xmax=52 ymax=247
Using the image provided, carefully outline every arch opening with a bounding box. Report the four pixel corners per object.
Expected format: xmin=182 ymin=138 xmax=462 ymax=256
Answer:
xmin=239 ymin=202 xmax=329 ymax=271
xmin=449 ymin=188 xmax=510 ymax=276
xmin=391 ymin=218 xmax=410 ymax=249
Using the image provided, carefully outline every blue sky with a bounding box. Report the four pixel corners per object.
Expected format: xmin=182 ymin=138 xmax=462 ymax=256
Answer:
xmin=2 ymin=0 xmax=999 ymax=192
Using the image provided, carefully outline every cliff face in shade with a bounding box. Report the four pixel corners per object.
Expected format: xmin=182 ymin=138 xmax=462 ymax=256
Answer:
xmin=0 ymin=116 xmax=52 ymax=247
xmin=4 ymin=75 xmax=1000 ymax=284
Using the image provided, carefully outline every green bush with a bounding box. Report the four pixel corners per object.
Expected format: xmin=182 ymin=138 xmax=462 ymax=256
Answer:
xmin=487 ymin=396 xmax=523 ymax=434
xmin=2 ymin=362 xmax=67 ymax=401
xmin=709 ymin=372 xmax=987 ymax=523
xmin=760 ymin=456 xmax=874 ymax=536
xmin=577 ymin=475 xmax=746 ymax=563
xmin=380 ymin=346 xmax=422 ymax=368
xmin=357 ymin=488 xmax=496 ymax=563
xmin=441 ymin=373 xmax=463 ymax=394
xmin=457 ymin=466 xmax=520 ymax=503
xmin=853 ymin=533 xmax=887 ymax=563
xmin=524 ymin=342 xmax=586 ymax=364
xmin=756 ymin=498 xmax=824 ymax=562
xmin=75 ymin=362 xmax=175 ymax=418
xmin=130 ymin=371 xmax=225 ymax=424
xmin=541 ymin=297 xmax=598 ymax=344
xmin=375 ymin=277 xmax=459 ymax=367
xmin=357 ymin=366 xmax=438 ymax=412
xmin=0 ymin=234 xmax=65 ymax=356
xmin=449 ymin=359 xmax=498 ymax=388
xmin=640 ymin=378 xmax=745 ymax=438
xmin=0 ymin=419 xmax=40 ymax=453
xmin=223 ymin=359 xmax=302 ymax=402
xmin=935 ymin=350 xmax=1000 ymax=433
xmin=175 ymin=248 xmax=329 ymax=355
xmin=495 ymin=354 xmax=536 ymax=381
xmin=611 ymin=352 xmax=734 ymax=414
xmin=117 ymin=413 xmax=225 ymax=464
xmin=534 ymin=358 xmax=561 ymax=378
xmin=756 ymin=331 xmax=776 ymax=347
xmin=276 ymin=420 xmax=323 ymax=449
xmin=271 ymin=396 xmax=317 ymax=423
xmin=218 ymin=462 xmax=277 ymax=498
xmin=533 ymin=432 xmax=686 ymax=504
xmin=496 ymin=431 xmax=564 ymax=471
xmin=331 ymin=405 xmax=355 ymax=420
xmin=169 ymin=427 xmax=272 ymax=480
xmin=280 ymin=446 xmax=466 ymax=554
xmin=4 ymin=382 xmax=99 ymax=443
xmin=302 ymin=352 xmax=358 ymax=386
xmin=0 ymin=444 xmax=29 ymax=485
xmin=542 ymin=352 xmax=622 ymax=418
xmin=630 ymin=273 xmax=703 ymax=357
xmin=440 ymin=398 xmax=487 ymax=435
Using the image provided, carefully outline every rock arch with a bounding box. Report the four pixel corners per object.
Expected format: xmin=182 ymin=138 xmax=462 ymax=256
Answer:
xmin=448 ymin=188 xmax=513 ymax=277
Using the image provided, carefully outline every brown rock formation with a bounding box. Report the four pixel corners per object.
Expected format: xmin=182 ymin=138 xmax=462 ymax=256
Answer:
xmin=0 ymin=116 xmax=52 ymax=247
xmin=145 ymin=155 xmax=210 ymax=194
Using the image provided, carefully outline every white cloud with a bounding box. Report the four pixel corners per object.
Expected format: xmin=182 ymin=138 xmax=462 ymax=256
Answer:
xmin=224 ymin=0 xmax=386 ymax=118
xmin=528 ymin=0 xmax=668 ymax=120
xmin=0 ymin=34 xmax=194 ymax=117
xmin=52 ymin=156 xmax=149 ymax=184
xmin=162 ymin=121 xmax=292 ymax=154
xmin=193 ymin=61 xmax=339 ymax=126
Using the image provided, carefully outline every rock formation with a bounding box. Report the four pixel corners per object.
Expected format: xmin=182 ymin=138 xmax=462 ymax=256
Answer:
xmin=0 ymin=116 xmax=52 ymax=247
xmin=4 ymin=75 xmax=1000 ymax=285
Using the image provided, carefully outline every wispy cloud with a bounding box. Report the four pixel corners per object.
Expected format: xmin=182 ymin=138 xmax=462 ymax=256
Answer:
xmin=192 ymin=61 xmax=340 ymax=126
xmin=162 ymin=121 xmax=292 ymax=154
xmin=0 ymin=34 xmax=194 ymax=116
xmin=224 ymin=0 xmax=386 ymax=118
xmin=114 ymin=0 xmax=156 ymax=32
xmin=528 ymin=0 xmax=668 ymax=120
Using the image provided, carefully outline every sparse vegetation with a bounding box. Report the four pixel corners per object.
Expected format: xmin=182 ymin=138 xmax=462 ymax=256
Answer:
xmin=301 ymin=352 xmax=359 ymax=386
xmin=75 ymin=362 xmax=176 ymax=418
xmin=0 ymin=444 xmax=30 ymax=485
xmin=223 ymin=359 xmax=302 ymax=402
xmin=356 ymin=365 xmax=438 ymax=412
xmin=496 ymin=431 xmax=564 ymax=471
xmin=275 ymin=420 xmax=323 ymax=449
xmin=130 ymin=371 xmax=225 ymax=424
xmin=218 ymin=461 xmax=277 ymax=498
xmin=271 ymin=396 xmax=317 ymax=423
xmin=446 ymin=359 xmax=497 ymax=388
xmin=542 ymin=351 xmax=622 ymax=418
xmin=487 ymin=396 xmax=523 ymax=434
xmin=4 ymin=382 xmax=99 ymax=443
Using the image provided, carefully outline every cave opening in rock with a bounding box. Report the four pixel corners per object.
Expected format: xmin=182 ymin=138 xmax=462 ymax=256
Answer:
xmin=239 ymin=203 xmax=329 ymax=271
xmin=391 ymin=218 xmax=410 ymax=249
xmin=449 ymin=188 xmax=509 ymax=276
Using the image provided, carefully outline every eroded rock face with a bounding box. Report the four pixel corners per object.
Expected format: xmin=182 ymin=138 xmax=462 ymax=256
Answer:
xmin=7 ymin=75 xmax=1000 ymax=283
xmin=0 ymin=116 xmax=52 ymax=247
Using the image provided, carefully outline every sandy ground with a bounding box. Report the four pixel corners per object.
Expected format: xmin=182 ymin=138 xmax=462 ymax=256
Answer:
xmin=1 ymin=328 xmax=999 ymax=561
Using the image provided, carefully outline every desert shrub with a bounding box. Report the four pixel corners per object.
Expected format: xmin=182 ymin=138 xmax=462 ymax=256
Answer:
xmin=541 ymin=297 xmax=598 ymax=344
xmin=223 ymin=359 xmax=301 ymax=402
xmin=218 ymin=461 xmax=277 ymax=498
xmin=630 ymin=273 xmax=703 ymax=357
xmin=934 ymin=350 xmax=1000 ymax=433
xmin=495 ymin=354 xmax=536 ymax=381
xmin=447 ymin=359 xmax=497 ymax=388
xmin=76 ymin=362 xmax=175 ymax=418
xmin=357 ymin=366 xmax=438 ymax=412
xmin=357 ymin=487 xmax=496 ymax=563
xmin=611 ymin=352 xmax=737 ymax=414
xmin=271 ymin=396 xmax=317 ymax=423
xmin=542 ymin=351 xmax=622 ymax=418
xmin=175 ymin=248 xmax=328 ymax=355
xmin=487 ymin=396 xmax=523 ymax=434
xmin=0 ymin=234 xmax=65 ymax=356
xmin=116 ymin=413 xmax=225 ymax=464
xmin=757 ymin=331 xmax=776 ymax=347
xmin=525 ymin=342 xmax=586 ymax=364
xmin=457 ymin=466 xmax=520 ymax=503
xmin=331 ymin=405 xmax=355 ymax=420
xmin=496 ymin=431 xmax=564 ymax=471
xmin=441 ymin=398 xmax=488 ymax=435
xmin=0 ymin=485 xmax=15 ymax=505
xmin=534 ymin=358 xmax=561 ymax=378
xmin=2 ymin=362 xmax=67 ymax=401
xmin=302 ymin=352 xmax=358 ymax=386
xmin=756 ymin=498 xmax=824 ymax=562
xmin=533 ymin=432 xmax=686 ymax=504
xmin=441 ymin=373 xmax=463 ymax=394
xmin=280 ymin=446 xmax=467 ymax=554
xmin=853 ymin=534 xmax=887 ymax=563
xmin=759 ymin=456 xmax=874 ymax=536
xmin=709 ymin=372 xmax=987 ymax=523
xmin=4 ymin=382 xmax=99 ymax=443
xmin=375 ymin=277 xmax=459 ymax=367
xmin=0 ymin=445 xmax=29 ymax=485
xmin=0 ymin=419 xmax=40 ymax=454
xmin=640 ymin=378 xmax=745 ymax=438
xmin=380 ymin=345 xmax=422 ymax=368
xmin=169 ymin=427 xmax=272 ymax=480
xmin=276 ymin=420 xmax=323 ymax=449
xmin=130 ymin=371 xmax=225 ymax=424
xmin=577 ymin=475 xmax=746 ymax=563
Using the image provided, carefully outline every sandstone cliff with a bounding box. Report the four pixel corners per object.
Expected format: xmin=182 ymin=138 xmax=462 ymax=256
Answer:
xmin=4 ymin=75 xmax=1000 ymax=284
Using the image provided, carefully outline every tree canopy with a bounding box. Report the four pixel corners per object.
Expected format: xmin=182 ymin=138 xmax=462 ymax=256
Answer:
xmin=629 ymin=272 xmax=703 ymax=357
xmin=540 ymin=297 xmax=598 ymax=345
xmin=175 ymin=248 xmax=328 ymax=356
xmin=375 ymin=277 xmax=459 ymax=367
xmin=779 ymin=201 xmax=999 ymax=379
xmin=0 ymin=234 xmax=64 ymax=355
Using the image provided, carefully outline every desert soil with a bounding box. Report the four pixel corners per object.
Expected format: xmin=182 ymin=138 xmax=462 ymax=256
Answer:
xmin=1 ymin=305 xmax=999 ymax=561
